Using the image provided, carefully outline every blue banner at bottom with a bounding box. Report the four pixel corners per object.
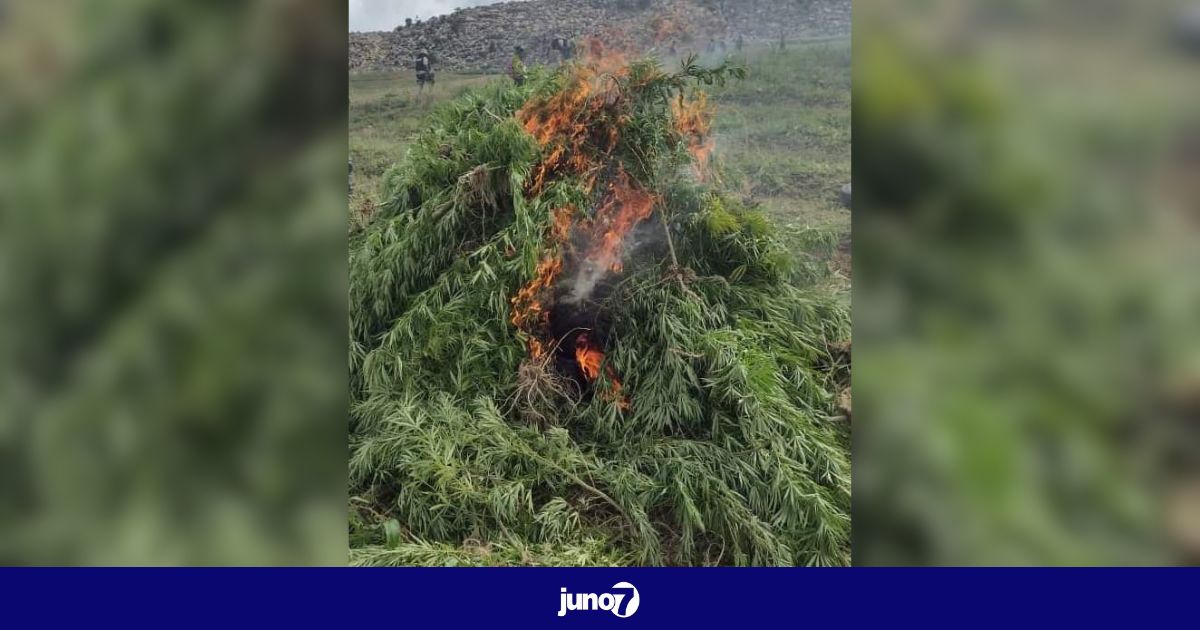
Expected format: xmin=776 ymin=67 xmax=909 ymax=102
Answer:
xmin=1 ymin=567 xmax=1193 ymax=627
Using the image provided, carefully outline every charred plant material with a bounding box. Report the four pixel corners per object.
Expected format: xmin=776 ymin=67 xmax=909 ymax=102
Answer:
xmin=349 ymin=44 xmax=850 ymax=566
xmin=510 ymin=339 xmax=581 ymax=427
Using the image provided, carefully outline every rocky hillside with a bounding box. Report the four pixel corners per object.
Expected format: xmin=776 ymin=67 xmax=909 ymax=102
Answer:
xmin=349 ymin=0 xmax=851 ymax=72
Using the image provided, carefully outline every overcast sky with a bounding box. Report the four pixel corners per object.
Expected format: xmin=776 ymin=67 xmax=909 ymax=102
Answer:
xmin=349 ymin=0 xmax=525 ymax=32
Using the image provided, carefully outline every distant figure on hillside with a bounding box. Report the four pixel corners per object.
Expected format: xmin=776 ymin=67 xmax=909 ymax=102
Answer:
xmin=779 ymin=32 xmax=786 ymax=51
xmin=669 ymin=41 xmax=678 ymax=56
xmin=551 ymin=35 xmax=574 ymax=62
xmin=510 ymin=45 xmax=527 ymax=86
xmin=736 ymin=34 xmax=745 ymax=51
xmin=415 ymin=49 xmax=435 ymax=94
xmin=718 ymin=39 xmax=727 ymax=52
xmin=706 ymin=39 xmax=716 ymax=53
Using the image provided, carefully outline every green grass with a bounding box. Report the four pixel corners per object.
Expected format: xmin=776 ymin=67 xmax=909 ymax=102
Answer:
xmin=708 ymin=41 xmax=851 ymax=267
xmin=349 ymin=72 xmax=495 ymax=226
xmin=349 ymin=38 xmax=851 ymax=279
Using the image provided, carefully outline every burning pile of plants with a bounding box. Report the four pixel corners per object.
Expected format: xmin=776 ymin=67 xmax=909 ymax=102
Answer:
xmin=349 ymin=45 xmax=850 ymax=566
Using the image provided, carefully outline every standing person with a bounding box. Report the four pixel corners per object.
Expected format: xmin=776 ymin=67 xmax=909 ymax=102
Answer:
xmin=509 ymin=45 xmax=527 ymax=86
xmin=736 ymin=34 xmax=745 ymax=52
xmin=551 ymin=35 xmax=573 ymax=63
xmin=415 ymin=49 xmax=435 ymax=102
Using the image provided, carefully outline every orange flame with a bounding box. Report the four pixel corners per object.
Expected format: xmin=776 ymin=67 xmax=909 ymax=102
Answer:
xmin=509 ymin=42 xmax=662 ymax=408
xmin=575 ymin=333 xmax=604 ymax=381
xmin=582 ymin=34 xmax=634 ymax=75
xmin=587 ymin=170 xmax=657 ymax=274
xmin=672 ymin=93 xmax=715 ymax=179
xmin=517 ymin=45 xmax=630 ymax=195
xmin=575 ymin=333 xmax=630 ymax=409
xmin=509 ymin=206 xmax=575 ymax=358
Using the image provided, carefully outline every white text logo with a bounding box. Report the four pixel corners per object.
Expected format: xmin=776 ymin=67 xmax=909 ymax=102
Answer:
xmin=557 ymin=582 xmax=639 ymax=618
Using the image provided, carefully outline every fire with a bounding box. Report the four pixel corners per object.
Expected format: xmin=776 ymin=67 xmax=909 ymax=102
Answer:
xmin=510 ymin=255 xmax=561 ymax=337
xmin=510 ymin=38 xmax=665 ymax=409
xmin=582 ymin=32 xmax=637 ymax=74
xmin=587 ymin=170 xmax=657 ymax=274
xmin=672 ymin=93 xmax=715 ymax=179
xmin=575 ymin=333 xmax=630 ymax=409
xmin=517 ymin=39 xmax=630 ymax=195
xmin=574 ymin=333 xmax=604 ymax=381
xmin=509 ymin=206 xmax=574 ymax=358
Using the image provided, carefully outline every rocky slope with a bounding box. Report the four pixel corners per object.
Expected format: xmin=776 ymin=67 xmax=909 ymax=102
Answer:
xmin=349 ymin=0 xmax=851 ymax=72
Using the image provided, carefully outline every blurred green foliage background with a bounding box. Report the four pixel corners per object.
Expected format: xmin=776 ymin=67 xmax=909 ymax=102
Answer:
xmin=854 ymin=0 xmax=1200 ymax=564
xmin=0 ymin=1 xmax=347 ymax=564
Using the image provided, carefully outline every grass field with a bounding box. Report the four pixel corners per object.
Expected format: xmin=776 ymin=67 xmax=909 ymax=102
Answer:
xmin=349 ymin=38 xmax=851 ymax=285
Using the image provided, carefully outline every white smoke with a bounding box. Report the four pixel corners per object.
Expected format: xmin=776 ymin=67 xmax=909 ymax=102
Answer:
xmin=562 ymin=220 xmax=665 ymax=305
xmin=564 ymin=260 xmax=609 ymax=305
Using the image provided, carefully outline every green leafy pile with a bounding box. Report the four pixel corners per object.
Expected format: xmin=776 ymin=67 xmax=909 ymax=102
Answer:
xmin=349 ymin=57 xmax=850 ymax=566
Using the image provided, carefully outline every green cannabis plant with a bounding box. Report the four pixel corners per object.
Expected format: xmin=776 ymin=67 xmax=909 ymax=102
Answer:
xmin=349 ymin=50 xmax=850 ymax=566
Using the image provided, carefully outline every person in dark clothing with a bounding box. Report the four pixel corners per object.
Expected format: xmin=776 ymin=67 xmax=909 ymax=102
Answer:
xmin=551 ymin=35 xmax=573 ymax=62
xmin=736 ymin=34 xmax=745 ymax=52
xmin=554 ymin=35 xmax=573 ymax=61
xmin=415 ymin=50 xmax=435 ymax=93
